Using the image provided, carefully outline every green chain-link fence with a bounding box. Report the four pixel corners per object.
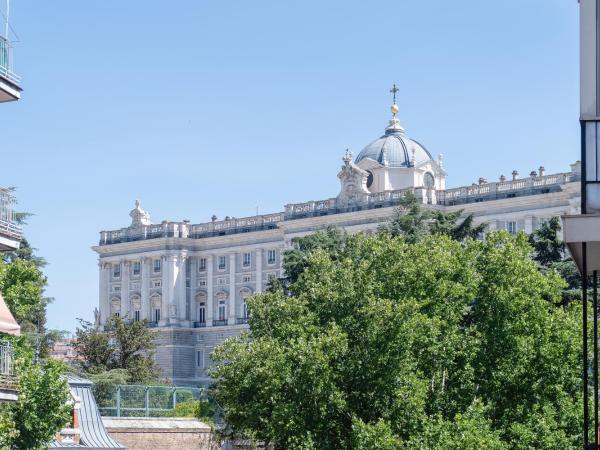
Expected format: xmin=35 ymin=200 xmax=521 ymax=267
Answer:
xmin=95 ymin=384 xmax=221 ymax=422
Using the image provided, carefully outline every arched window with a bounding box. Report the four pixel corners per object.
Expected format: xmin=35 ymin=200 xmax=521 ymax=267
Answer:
xmin=110 ymin=298 xmax=121 ymax=318
xmin=150 ymin=294 xmax=162 ymax=323
xmin=240 ymin=288 xmax=252 ymax=320
xmin=196 ymin=292 xmax=207 ymax=324
xmin=130 ymin=295 xmax=141 ymax=321
xmin=216 ymin=292 xmax=227 ymax=321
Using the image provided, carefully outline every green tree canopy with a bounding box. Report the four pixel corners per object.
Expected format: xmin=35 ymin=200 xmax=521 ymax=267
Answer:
xmin=0 ymin=338 xmax=71 ymax=449
xmin=379 ymin=191 xmax=485 ymax=243
xmin=75 ymin=315 xmax=159 ymax=383
xmin=211 ymin=231 xmax=581 ymax=449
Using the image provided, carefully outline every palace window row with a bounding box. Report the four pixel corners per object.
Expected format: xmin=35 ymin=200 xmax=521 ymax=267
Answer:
xmin=111 ymin=250 xmax=279 ymax=280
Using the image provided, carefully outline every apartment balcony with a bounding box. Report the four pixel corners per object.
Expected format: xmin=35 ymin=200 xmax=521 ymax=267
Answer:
xmin=0 ymin=342 xmax=17 ymax=402
xmin=0 ymin=188 xmax=21 ymax=252
xmin=0 ymin=36 xmax=21 ymax=102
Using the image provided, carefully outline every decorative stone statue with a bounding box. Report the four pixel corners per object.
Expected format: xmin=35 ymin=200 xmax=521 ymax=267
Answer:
xmin=337 ymin=149 xmax=370 ymax=208
xmin=93 ymin=307 xmax=100 ymax=327
xmin=169 ymin=303 xmax=177 ymax=319
xmin=129 ymin=200 xmax=152 ymax=228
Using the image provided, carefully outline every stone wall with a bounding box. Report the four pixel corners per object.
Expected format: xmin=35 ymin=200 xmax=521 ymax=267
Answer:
xmin=103 ymin=417 xmax=219 ymax=450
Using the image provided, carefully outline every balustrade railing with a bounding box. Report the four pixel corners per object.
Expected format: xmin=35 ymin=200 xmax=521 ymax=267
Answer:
xmin=98 ymin=170 xmax=580 ymax=245
xmin=0 ymin=188 xmax=22 ymax=241
xmin=0 ymin=36 xmax=20 ymax=85
xmin=212 ymin=319 xmax=228 ymax=326
xmin=0 ymin=342 xmax=16 ymax=391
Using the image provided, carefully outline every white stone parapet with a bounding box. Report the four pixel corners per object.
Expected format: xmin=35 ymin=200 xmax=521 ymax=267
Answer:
xmin=98 ymin=169 xmax=580 ymax=246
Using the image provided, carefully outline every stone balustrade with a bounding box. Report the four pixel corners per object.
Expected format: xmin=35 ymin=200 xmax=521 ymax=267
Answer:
xmin=98 ymin=170 xmax=580 ymax=246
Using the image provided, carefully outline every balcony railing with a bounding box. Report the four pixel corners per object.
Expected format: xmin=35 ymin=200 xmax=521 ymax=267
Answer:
xmin=0 ymin=188 xmax=22 ymax=241
xmin=212 ymin=319 xmax=228 ymax=326
xmin=236 ymin=318 xmax=249 ymax=325
xmin=0 ymin=36 xmax=20 ymax=86
xmin=0 ymin=343 xmax=16 ymax=391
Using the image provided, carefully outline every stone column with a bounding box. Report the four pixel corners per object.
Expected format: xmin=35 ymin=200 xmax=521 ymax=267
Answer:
xmin=228 ymin=253 xmax=236 ymax=325
xmin=121 ymin=260 xmax=130 ymax=320
xmin=98 ymin=261 xmax=110 ymax=327
xmin=255 ymin=248 xmax=263 ymax=293
xmin=524 ymin=215 xmax=534 ymax=234
xmin=206 ymin=255 xmax=214 ymax=326
xmin=161 ymin=255 xmax=177 ymax=326
xmin=190 ymin=257 xmax=197 ymax=323
xmin=141 ymin=257 xmax=150 ymax=321
xmin=176 ymin=254 xmax=189 ymax=326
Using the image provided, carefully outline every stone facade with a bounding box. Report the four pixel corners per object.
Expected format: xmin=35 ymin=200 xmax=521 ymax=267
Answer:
xmin=93 ymin=103 xmax=582 ymax=386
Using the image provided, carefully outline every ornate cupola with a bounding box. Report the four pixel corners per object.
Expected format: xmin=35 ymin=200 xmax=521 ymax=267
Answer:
xmin=353 ymin=85 xmax=446 ymax=194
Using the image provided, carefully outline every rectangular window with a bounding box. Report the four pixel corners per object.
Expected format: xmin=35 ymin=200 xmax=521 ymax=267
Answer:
xmin=196 ymin=350 xmax=205 ymax=368
xmin=113 ymin=264 xmax=121 ymax=278
xmin=243 ymin=275 xmax=251 ymax=283
xmin=267 ymin=250 xmax=276 ymax=265
xmin=507 ymin=221 xmax=517 ymax=235
xmin=154 ymin=308 xmax=161 ymax=323
xmin=198 ymin=279 xmax=207 ymax=287
xmin=198 ymin=258 xmax=206 ymax=271
xmin=153 ymin=259 xmax=161 ymax=273
xmin=134 ymin=310 xmax=141 ymax=322
xmin=243 ymin=252 xmax=251 ymax=267
xmin=218 ymin=256 xmax=226 ymax=270
xmin=198 ymin=304 xmax=206 ymax=323
xmin=218 ymin=301 xmax=226 ymax=321
xmin=217 ymin=277 xmax=227 ymax=286
xmin=114 ymin=312 xmax=120 ymax=318
xmin=152 ymin=280 xmax=162 ymax=288
xmin=132 ymin=261 xmax=141 ymax=275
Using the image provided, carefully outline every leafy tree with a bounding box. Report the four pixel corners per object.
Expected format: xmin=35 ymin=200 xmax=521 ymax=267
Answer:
xmin=87 ymin=368 xmax=130 ymax=410
xmin=211 ymin=232 xmax=582 ymax=449
xmin=352 ymin=418 xmax=402 ymax=450
xmin=529 ymin=217 xmax=565 ymax=267
xmin=0 ymin=258 xmax=47 ymax=330
xmin=380 ymin=192 xmax=485 ymax=243
xmin=406 ymin=402 xmax=506 ymax=450
xmin=75 ymin=315 xmax=159 ymax=383
xmin=379 ymin=191 xmax=431 ymax=243
xmin=0 ymin=221 xmax=62 ymax=359
xmin=0 ymin=337 xmax=71 ymax=449
xmin=430 ymin=210 xmax=486 ymax=241
xmin=281 ymin=226 xmax=347 ymax=287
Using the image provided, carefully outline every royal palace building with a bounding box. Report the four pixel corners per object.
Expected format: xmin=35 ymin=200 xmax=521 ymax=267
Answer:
xmin=93 ymin=99 xmax=582 ymax=386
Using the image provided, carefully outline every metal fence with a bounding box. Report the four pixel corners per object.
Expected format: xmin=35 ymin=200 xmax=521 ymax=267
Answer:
xmin=0 ymin=188 xmax=21 ymax=240
xmin=0 ymin=36 xmax=20 ymax=85
xmin=0 ymin=342 xmax=16 ymax=391
xmin=95 ymin=384 xmax=219 ymax=419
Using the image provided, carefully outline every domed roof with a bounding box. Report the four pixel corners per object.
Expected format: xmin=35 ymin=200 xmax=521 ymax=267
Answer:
xmin=355 ymin=113 xmax=433 ymax=168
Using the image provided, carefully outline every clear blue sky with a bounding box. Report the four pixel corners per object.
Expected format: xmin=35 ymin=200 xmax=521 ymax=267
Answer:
xmin=0 ymin=0 xmax=580 ymax=332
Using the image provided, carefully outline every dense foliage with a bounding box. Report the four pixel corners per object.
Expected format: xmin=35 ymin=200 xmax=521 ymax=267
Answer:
xmin=211 ymin=230 xmax=582 ymax=449
xmin=379 ymin=192 xmax=486 ymax=243
xmin=0 ymin=207 xmax=71 ymax=449
xmin=3 ymin=343 xmax=71 ymax=449
xmin=75 ymin=315 xmax=159 ymax=383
